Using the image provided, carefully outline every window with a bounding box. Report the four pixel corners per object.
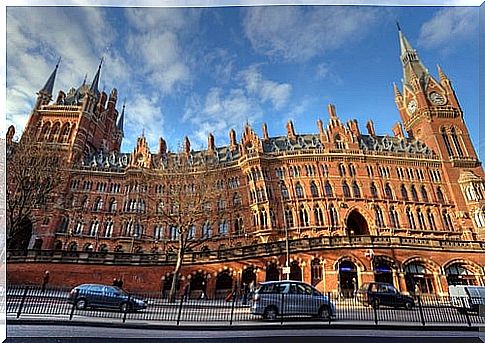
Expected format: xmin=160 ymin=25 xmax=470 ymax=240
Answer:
xmin=436 ymin=187 xmax=445 ymax=203
xmin=325 ymin=181 xmax=333 ymax=197
xmin=384 ymin=183 xmax=393 ymax=200
xmin=401 ymin=185 xmax=409 ymax=201
xmin=338 ymin=163 xmax=346 ymax=177
xmin=202 ymin=222 xmax=212 ymax=238
xmin=295 ymin=182 xmax=305 ymax=199
xmin=342 ymin=181 xmax=351 ymax=198
xmin=285 ymin=207 xmax=294 ymax=228
xmin=154 ymin=225 xmax=164 ymax=240
xmin=108 ymin=198 xmax=117 ymax=213
xmin=299 ymin=206 xmax=309 ymax=226
xmin=406 ymin=207 xmax=416 ymax=230
xmin=234 ymin=217 xmax=244 ymax=235
xmin=352 ymin=182 xmax=361 ymax=198
xmin=427 ymin=209 xmax=437 ymax=230
xmin=421 ymin=186 xmax=429 ymax=202
xmin=89 ymin=219 xmax=99 ymax=236
xmin=390 ymin=206 xmax=399 ymax=228
xmin=442 ymin=210 xmax=453 ymax=231
xmin=219 ymin=220 xmax=228 ymax=235
xmin=411 ymin=185 xmax=419 ymax=202
xmin=169 ymin=226 xmax=179 ymax=240
xmin=104 ymin=219 xmax=113 ymax=238
xmin=310 ymin=181 xmax=319 ymax=198
xmin=314 ymin=205 xmax=324 ymax=226
xmin=417 ymin=208 xmax=426 ymax=230
xmin=329 ymin=204 xmax=338 ymax=227
xmin=370 ymin=182 xmax=378 ymax=198
xmin=233 ymin=193 xmax=242 ymax=207
xmin=280 ymin=183 xmax=289 ymax=200
xmin=374 ymin=206 xmax=385 ymax=228
xmin=441 ymin=128 xmax=453 ymax=156
xmin=450 ymin=128 xmax=464 ymax=157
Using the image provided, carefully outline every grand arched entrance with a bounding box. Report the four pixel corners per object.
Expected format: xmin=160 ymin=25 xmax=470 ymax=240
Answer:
xmin=8 ymin=218 xmax=33 ymax=250
xmin=373 ymin=256 xmax=395 ymax=285
xmin=289 ymin=260 xmax=302 ymax=281
xmin=215 ymin=271 xmax=233 ymax=299
xmin=338 ymin=260 xmax=358 ymax=298
xmin=266 ymin=262 xmax=280 ymax=281
xmin=241 ymin=267 xmax=256 ymax=286
xmin=189 ymin=272 xmax=208 ymax=299
xmin=445 ymin=263 xmax=479 ymax=286
xmin=346 ymin=210 xmax=369 ymax=236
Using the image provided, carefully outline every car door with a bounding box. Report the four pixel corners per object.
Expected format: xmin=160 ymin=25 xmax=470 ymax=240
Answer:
xmin=283 ymin=283 xmax=297 ymax=315
xmin=377 ymin=284 xmax=393 ymax=306
xmin=298 ymin=283 xmax=317 ymax=315
xmin=88 ymin=285 xmax=105 ymax=307
xmin=103 ymin=286 xmax=122 ymax=308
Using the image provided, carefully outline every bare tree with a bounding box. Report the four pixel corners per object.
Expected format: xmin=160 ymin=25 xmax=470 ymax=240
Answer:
xmin=6 ymin=136 xmax=67 ymax=249
xmin=141 ymin=150 xmax=227 ymax=302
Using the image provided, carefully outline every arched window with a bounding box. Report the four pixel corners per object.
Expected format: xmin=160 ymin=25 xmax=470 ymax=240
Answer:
xmin=384 ymin=183 xmax=393 ymax=200
xmin=390 ymin=206 xmax=400 ymax=228
xmin=285 ymin=207 xmax=294 ymax=227
xmin=374 ymin=205 xmax=385 ymax=228
xmin=338 ymin=163 xmax=346 ymax=177
xmin=474 ymin=209 xmax=485 ymax=227
xmin=310 ymin=181 xmax=319 ymax=198
xmin=219 ymin=220 xmax=228 ymax=235
xmin=342 ymin=181 xmax=351 ymax=198
xmin=89 ymin=219 xmax=99 ymax=236
xmin=48 ymin=122 xmax=61 ymax=142
xmin=450 ymin=128 xmax=463 ymax=157
xmin=329 ymin=204 xmax=338 ymax=227
xmin=314 ymin=205 xmax=324 ymax=226
xmin=352 ymin=181 xmax=361 ymax=198
xmin=417 ymin=208 xmax=426 ymax=230
xmin=436 ymin=187 xmax=445 ymax=203
xmin=108 ymin=198 xmax=117 ymax=213
xmin=401 ymin=184 xmax=409 ymax=201
xmin=370 ymin=182 xmax=378 ymax=198
xmin=441 ymin=127 xmax=453 ymax=156
xmin=295 ymin=182 xmax=305 ymax=199
xmin=83 ymin=243 xmax=94 ymax=252
xmin=427 ymin=209 xmax=436 ymax=230
xmin=299 ymin=206 xmax=309 ymax=226
xmin=202 ymin=222 xmax=212 ymax=238
xmin=233 ymin=193 xmax=242 ymax=207
xmin=406 ymin=207 xmax=416 ymax=230
xmin=234 ymin=216 xmax=244 ymax=235
xmin=280 ymin=183 xmax=289 ymax=200
xmin=68 ymin=242 xmax=78 ymax=251
xmin=104 ymin=219 xmax=113 ymax=237
xmin=40 ymin=122 xmax=51 ymax=141
xmin=410 ymin=185 xmax=419 ymax=202
xmin=59 ymin=122 xmax=71 ymax=143
xmin=325 ymin=181 xmax=333 ymax=197
xmin=442 ymin=210 xmax=453 ymax=231
xmin=421 ymin=186 xmax=429 ymax=202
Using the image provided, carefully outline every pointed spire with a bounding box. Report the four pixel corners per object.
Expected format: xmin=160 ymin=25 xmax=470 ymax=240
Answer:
xmin=117 ymin=100 xmax=125 ymax=137
xmin=393 ymin=82 xmax=402 ymax=97
xmin=437 ymin=64 xmax=448 ymax=82
xmin=39 ymin=57 xmax=61 ymax=98
xmin=90 ymin=57 xmax=103 ymax=96
xmin=82 ymin=73 xmax=88 ymax=86
xmin=397 ymin=25 xmax=428 ymax=86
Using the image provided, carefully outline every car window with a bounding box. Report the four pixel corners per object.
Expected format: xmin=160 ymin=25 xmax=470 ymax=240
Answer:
xmin=388 ymin=286 xmax=398 ymax=294
xmin=88 ymin=285 xmax=104 ymax=294
xmin=104 ymin=286 xmax=121 ymax=295
xmin=297 ymin=284 xmax=313 ymax=295
xmin=378 ymin=285 xmax=389 ymax=293
xmin=289 ymin=284 xmax=298 ymax=294
xmin=260 ymin=283 xmax=287 ymax=294
xmin=370 ymin=284 xmax=379 ymax=293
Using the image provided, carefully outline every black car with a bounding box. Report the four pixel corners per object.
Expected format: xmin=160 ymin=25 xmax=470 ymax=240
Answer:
xmin=68 ymin=284 xmax=147 ymax=312
xmin=356 ymin=282 xmax=414 ymax=310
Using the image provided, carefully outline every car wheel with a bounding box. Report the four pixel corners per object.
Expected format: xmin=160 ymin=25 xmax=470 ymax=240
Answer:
xmin=75 ymin=299 xmax=87 ymax=310
xmin=404 ymin=301 xmax=414 ymax=310
xmin=371 ymin=299 xmax=380 ymax=309
xmin=263 ymin=306 xmax=278 ymax=321
xmin=120 ymin=302 xmax=132 ymax=313
xmin=318 ymin=306 xmax=331 ymax=319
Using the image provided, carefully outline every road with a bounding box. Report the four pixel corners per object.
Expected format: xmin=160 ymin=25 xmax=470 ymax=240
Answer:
xmin=6 ymin=324 xmax=485 ymax=343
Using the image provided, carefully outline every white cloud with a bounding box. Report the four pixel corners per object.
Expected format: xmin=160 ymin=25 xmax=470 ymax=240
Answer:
xmin=242 ymin=6 xmax=379 ymax=62
xmin=418 ymin=7 xmax=478 ymax=49
xmin=238 ymin=65 xmax=292 ymax=109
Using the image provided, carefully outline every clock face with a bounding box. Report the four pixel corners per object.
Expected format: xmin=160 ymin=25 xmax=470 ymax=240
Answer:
xmin=407 ymin=99 xmax=417 ymax=114
xmin=428 ymin=92 xmax=446 ymax=105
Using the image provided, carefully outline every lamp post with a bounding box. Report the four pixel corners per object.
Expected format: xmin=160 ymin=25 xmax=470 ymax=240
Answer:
xmin=131 ymin=233 xmax=139 ymax=253
xmin=321 ymin=258 xmax=327 ymax=293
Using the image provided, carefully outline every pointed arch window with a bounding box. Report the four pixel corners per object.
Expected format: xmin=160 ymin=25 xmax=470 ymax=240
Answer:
xmin=401 ymin=184 xmax=409 ymax=201
xmin=104 ymin=219 xmax=113 ymax=238
xmin=390 ymin=206 xmax=400 ymax=228
xmin=299 ymin=206 xmax=309 ymax=226
xmin=295 ymin=182 xmax=305 ymax=199
xmin=374 ymin=205 xmax=385 ymax=228
xmin=59 ymin=122 xmax=71 ymax=143
xmin=108 ymin=198 xmax=117 ymax=213
xmin=202 ymin=222 xmax=212 ymax=238
xmin=352 ymin=181 xmax=361 ymax=198
xmin=442 ymin=210 xmax=453 ymax=231
xmin=338 ymin=163 xmax=346 ymax=177
xmin=421 ymin=186 xmax=429 ymax=202
xmin=325 ymin=181 xmax=333 ymax=197
xmin=406 ymin=207 xmax=416 ymax=230
xmin=280 ymin=183 xmax=289 ymax=200
xmin=427 ymin=209 xmax=437 ymax=230
xmin=154 ymin=225 xmax=164 ymax=240
xmin=40 ymin=122 xmax=51 ymax=141
xmin=89 ymin=219 xmax=99 ymax=237
xmin=329 ymin=204 xmax=338 ymax=227
xmin=310 ymin=181 xmax=319 ymax=198
xmin=219 ymin=220 xmax=228 ymax=235
xmin=384 ymin=183 xmax=393 ymax=200
xmin=450 ymin=128 xmax=464 ymax=157
xmin=314 ymin=205 xmax=324 ymax=226
xmin=370 ymin=182 xmax=378 ymax=198
xmin=342 ymin=181 xmax=351 ymax=198
xmin=410 ymin=185 xmax=419 ymax=202
xmin=234 ymin=216 xmax=244 ymax=235
xmin=417 ymin=208 xmax=426 ymax=230
xmin=441 ymin=127 xmax=453 ymax=156
xmin=436 ymin=187 xmax=445 ymax=203
xmin=285 ymin=207 xmax=294 ymax=228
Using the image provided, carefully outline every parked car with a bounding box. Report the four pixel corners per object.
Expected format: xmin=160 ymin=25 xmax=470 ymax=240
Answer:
xmin=251 ymin=281 xmax=336 ymax=320
xmin=68 ymin=284 xmax=147 ymax=312
xmin=449 ymin=285 xmax=485 ymax=314
xmin=356 ymin=282 xmax=414 ymax=309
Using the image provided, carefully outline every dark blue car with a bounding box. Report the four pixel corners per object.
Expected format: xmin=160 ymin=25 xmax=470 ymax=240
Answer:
xmin=68 ymin=283 xmax=147 ymax=312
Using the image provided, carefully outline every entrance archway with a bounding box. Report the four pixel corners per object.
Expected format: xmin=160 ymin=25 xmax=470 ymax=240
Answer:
xmin=242 ymin=267 xmax=256 ymax=286
xmin=373 ymin=256 xmax=395 ymax=285
xmin=162 ymin=274 xmax=181 ymax=298
xmin=445 ymin=263 xmax=478 ymax=286
xmin=8 ymin=218 xmax=33 ymax=250
xmin=266 ymin=262 xmax=280 ymax=281
xmin=404 ymin=262 xmax=435 ymax=294
xmin=215 ymin=271 xmax=233 ymax=299
xmin=190 ymin=272 xmax=208 ymax=299
xmin=346 ymin=210 xmax=369 ymax=236
xmin=289 ymin=260 xmax=302 ymax=281
xmin=339 ymin=260 xmax=358 ymax=298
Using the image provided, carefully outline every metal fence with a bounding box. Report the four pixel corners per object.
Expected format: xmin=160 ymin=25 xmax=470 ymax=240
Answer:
xmin=6 ymin=285 xmax=485 ymax=327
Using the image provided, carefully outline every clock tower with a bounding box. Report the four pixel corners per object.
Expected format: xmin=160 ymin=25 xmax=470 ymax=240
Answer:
xmin=393 ymin=25 xmax=480 ymax=165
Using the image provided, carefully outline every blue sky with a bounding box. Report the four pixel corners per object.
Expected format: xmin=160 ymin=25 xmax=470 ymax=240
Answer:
xmin=4 ymin=3 xmax=483 ymax=161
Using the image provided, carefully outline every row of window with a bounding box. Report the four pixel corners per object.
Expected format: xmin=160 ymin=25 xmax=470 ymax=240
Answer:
xmin=39 ymin=121 xmax=74 ymax=144
xmin=441 ymin=127 xmax=466 ymax=157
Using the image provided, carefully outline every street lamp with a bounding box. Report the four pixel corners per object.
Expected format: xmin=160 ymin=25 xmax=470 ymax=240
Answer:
xmin=131 ymin=232 xmax=139 ymax=253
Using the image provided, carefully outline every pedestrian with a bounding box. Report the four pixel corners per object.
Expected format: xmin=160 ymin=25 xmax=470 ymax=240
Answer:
xmin=242 ymin=282 xmax=249 ymax=305
xmin=41 ymin=270 xmax=50 ymax=293
xmin=184 ymin=283 xmax=191 ymax=300
xmin=201 ymin=281 xmax=208 ymax=300
xmin=112 ymin=278 xmax=118 ymax=287
xmin=351 ymin=277 xmax=357 ymax=297
xmin=117 ymin=278 xmax=124 ymax=289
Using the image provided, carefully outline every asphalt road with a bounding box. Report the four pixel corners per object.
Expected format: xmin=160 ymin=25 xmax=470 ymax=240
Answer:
xmin=6 ymin=324 xmax=485 ymax=343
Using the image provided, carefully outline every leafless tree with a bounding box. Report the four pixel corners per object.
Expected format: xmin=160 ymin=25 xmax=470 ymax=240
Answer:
xmin=6 ymin=136 xmax=67 ymax=249
xmin=141 ymin=150 xmax=228 ymax=302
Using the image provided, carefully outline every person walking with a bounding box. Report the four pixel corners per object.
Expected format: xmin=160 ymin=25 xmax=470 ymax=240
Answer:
xmin=41 ymin=271 xmax=50 ymax=293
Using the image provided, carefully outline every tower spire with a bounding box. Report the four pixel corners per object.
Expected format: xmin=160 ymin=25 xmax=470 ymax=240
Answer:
xmin=398 ymin=25 xmax=428 ymax=87
xmin=117 ymin=100 xmax=125 ymax=137
xmin=90 ymin=57 xmax=103 ymax=96
xmin=39 ymin=57 xmax=61 ymax=98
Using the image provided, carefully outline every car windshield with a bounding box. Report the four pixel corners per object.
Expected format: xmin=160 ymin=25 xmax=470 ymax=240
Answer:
xmin=110 ymin=286 xmax=127 ymax=295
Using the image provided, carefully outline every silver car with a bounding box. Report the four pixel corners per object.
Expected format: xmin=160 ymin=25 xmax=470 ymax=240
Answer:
xmin=251 ymin=281 xmax=336 ymax=320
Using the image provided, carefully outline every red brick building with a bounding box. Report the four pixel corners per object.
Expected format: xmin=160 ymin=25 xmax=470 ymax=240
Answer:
xmin=7 ymin=28 xmax=485 ymax=298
